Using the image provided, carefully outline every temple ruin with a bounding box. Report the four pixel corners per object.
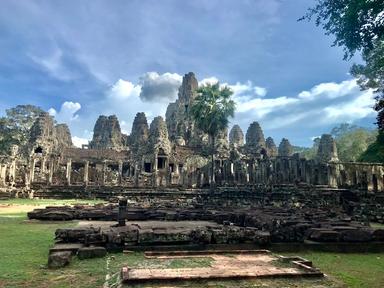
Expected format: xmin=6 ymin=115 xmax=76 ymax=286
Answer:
xmin=0 ymin=72 xmax=383 ymax=198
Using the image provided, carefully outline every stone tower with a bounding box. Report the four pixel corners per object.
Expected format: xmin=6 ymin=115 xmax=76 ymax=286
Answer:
xmin=54 ymin=124 xmax=73 ymax=148
xmin=317 ymin=134 xmax=338 ymax=162
xmin=266 ymin=137 xmax=278 ymax=157
xmin=245 ymin=122 xmax=266 ymax=150
xmin=149 ymin=116 xmax=171 ymax=155
xmin=129 ymin=112 xmax=149 ymax=147
xmin=89 ymin=115 xmax=124 ymax=150
xmin=278 ymin=138 xmax=293 ymax=157
xmin=178 ymin=72 xmax=198 ymax=107
xmin=165 ymin=72 xmax=204 ymax=146
xmin=229 ymin=125 xmax=244 ymax=147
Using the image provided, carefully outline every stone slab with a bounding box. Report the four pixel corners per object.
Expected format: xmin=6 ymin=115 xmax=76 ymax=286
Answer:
xmin=49 ymin=243 xmax=84 ymax=254
xmin=121 ymin=250 xmax=323 ymax=283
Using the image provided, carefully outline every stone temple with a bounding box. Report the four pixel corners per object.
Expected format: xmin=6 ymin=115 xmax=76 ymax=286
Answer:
xmin=0 ymin=72 xmax=383 ymax=197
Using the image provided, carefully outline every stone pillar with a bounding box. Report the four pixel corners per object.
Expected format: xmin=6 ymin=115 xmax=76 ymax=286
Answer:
xmin=48 ymin=160 xmax=54 ymax=185
xmin=84 ymin=161 xmax=89 ymax=186
xmin=66 ymin=159 xmax=72 ymax=186
xmin=153 ymin=154 xmax=158 ymax=187
xmin=101 ymin=162 xmax=106 ymax=186
xmin=118 ymin=197 xmax=127 ymax=227
xmin=41 ymin=157 xmax=46 ymax=174
xmin=9 ymin=159 xmax=16 ymax=186
xmin=0 ymin=165 xmax=6 ymax=186
xmin=118 ymin=161 xmax=123 ymax=185
xmin=134 ymin=164 xmax=139 ymax=187
xmin=30 ymin=158 xmax=36 ymax=183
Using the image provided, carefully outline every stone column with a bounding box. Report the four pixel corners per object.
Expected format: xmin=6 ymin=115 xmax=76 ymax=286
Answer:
xmin=48 ymin=160 xmax=54 ymax=185
xmin=134 ymin=164 xmax=139 ymax=187
xmin=83 ymin=161 xmax=89 ymax=186
xmin=118 ymin=161 xmax=123 ymax=185
xmin=66 ymin=159 xmax=72 ymax=186
xmin=101 ymin=162 xmax=106 ymax=186
xmin=30 ymin=158 xmax=36 ymax=183
xmin=153 ymin=154 xmax=158 ymax=187
xmin=9 ymin=159 xmax=16 ymax=186
xmin=41 ymin=157 xmax=46 ymax=174
xmin=0 ymin=165 xmax=6 ymax=186
xmin=118 ymin=197 xmax=127 ymax=227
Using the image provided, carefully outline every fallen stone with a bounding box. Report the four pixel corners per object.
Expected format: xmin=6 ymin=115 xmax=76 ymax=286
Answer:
xmin=77 ymin=246 xmax=107 ymax=260
xmin=340 ymin=229 xmax=372 ymax=242
xmin=372 ymin=229 xmax=384 ymax=241
xmin=308 ymin=229 xmax=340 ymax=242
xmin=49 ymin=243 xmax=84 ymax=254
xmin=48 ymin=251 xmax=72 ymax=268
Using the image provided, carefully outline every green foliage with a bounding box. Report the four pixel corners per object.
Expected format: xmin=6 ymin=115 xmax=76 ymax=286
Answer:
xmin=302 ymin=0 xmax=384 ymax=59
xmin=190 ymin=83 xmax=235 ymax=185
xmin=301 ymin=123 xmax=378 ymax=161
xmin=359 ymin=130 xmax=384 ymax=162
xmin=294 ymin=138 xmax=320 ymax=159
xmin=0 ymin=105 xmax=44 ymax=155
xmin=190 ymin=83 xmax=236 ymax=139
xmin=302 ymin=0 xmax=384 ymax=131
xmin=331 ymin=123 xmax=377 ymax=162
xmin=351 ymin=40 xmax=384 ymax=130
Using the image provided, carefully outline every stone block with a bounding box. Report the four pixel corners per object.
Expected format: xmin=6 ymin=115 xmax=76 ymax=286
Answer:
xmin=340 ymin=229 xmax=372 ymax=242
xmin=77 ymin=246 xmax=107 ymax=260
xmin=372 ymin=229 xmax=384 ymax=241
xmin=308 ymin=229 xmax=340 ymax=242
xmin=48 ymin=251 xmax=72 ymax=268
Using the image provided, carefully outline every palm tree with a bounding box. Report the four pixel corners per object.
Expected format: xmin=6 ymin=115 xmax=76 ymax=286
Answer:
xmin=190 ymin=82 xmax=236 ymax=187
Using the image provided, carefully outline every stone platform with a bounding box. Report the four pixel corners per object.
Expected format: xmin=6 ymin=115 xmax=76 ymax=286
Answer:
xmin=121 ymin=250 xmax=323 ymax=283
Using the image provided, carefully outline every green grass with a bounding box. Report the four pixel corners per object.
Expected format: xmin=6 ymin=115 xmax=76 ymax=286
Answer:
xmin=282 ymin=251 xmax=384 ymax=288
xmin=0 ymin=200 xmax=384 ymax=287
xmin=0 ymin=198 xmax=105 ymax=206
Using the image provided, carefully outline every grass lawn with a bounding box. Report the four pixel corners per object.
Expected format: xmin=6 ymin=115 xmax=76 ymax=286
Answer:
xmin=0 ymin=199 xmax=384 ymax=287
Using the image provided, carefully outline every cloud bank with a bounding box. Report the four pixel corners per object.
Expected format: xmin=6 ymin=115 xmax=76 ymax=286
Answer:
xmin=49 ymin=73 xmax=376 ymax=148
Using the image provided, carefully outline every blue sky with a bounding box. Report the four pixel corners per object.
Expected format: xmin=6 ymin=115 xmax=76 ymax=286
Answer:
xmin=0 ymin=0 xmax=377 ymax=147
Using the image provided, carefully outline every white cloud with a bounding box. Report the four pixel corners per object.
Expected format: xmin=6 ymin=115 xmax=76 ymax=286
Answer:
xmin=49 ymin=101 xmax=81 ymax=123
xmin=232 ymin=79 xmax=376 ymax=132
xmin=72 ymin=136 xmax=89 ymax=148
xmin=139 ymin=72 xmax=182 ymax=102
xmin=298 ymin=80 xmax=357 ymax=100
xmin=108 ymin=79 xmax=141 ymax=100
xmin=199 ymin=77 xmax=219 ymax=85
xmin=323 ymin=90 xmax=375 ymax=122
xmin=55 ymin=74 xmax=376 ymax=148
xmin=29 ymin=47 xmax=78 ymax=81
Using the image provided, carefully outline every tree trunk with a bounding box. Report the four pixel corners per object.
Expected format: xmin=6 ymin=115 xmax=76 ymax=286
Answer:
xmin=211 ymin=135 xmax=215 ymax=190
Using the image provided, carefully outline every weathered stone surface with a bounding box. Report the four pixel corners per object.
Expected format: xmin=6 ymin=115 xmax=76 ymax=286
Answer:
xmin=372 ymin=229 xmax=384 ymax=241
xmin=266 ymin=137 xmax=278 ymax=157
xmin=307 ymin=229 xmax=340 ymax=242
xmin=54 ymin=124 xmax=73 ymax=148
xmin=89 ymin=115 xmax=124 ymax=150
xmin=77 ymin=246 xmax=107 ymax=259
xmin=245 ymin=122 xmax=266 ymax=150
xmin=278 ymin=138 xmax=293 ymax=157
xmin=129 ymin=112 xmax=149 ymax=148
xmin=55 ymin=227 xmax=101 ymax=243
xmin=48 ymin=251 xmax=72 ymax=268
xmin=229 ymin=125 xmax=244 ymax=147
xmin=317 ymin=134 xmax=338 ymax=163
xmin=340 ymin=229 xmax=372 ymax=242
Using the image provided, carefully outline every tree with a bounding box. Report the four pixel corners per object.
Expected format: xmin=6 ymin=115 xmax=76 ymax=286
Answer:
xmin=334 ymin=126 xmax=377 ymax=161
xmin=301 ymin=0 xmax=384 ymax=130
xmin=0 ymin=105 xmax=44 ymax=155
xmin=190 ymin=83 xmax=236 ymax=187
xmin=300 ymin=123 xmax=378 ymax=161
xmin=351 ymin=40 xmax=384 ymax=130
